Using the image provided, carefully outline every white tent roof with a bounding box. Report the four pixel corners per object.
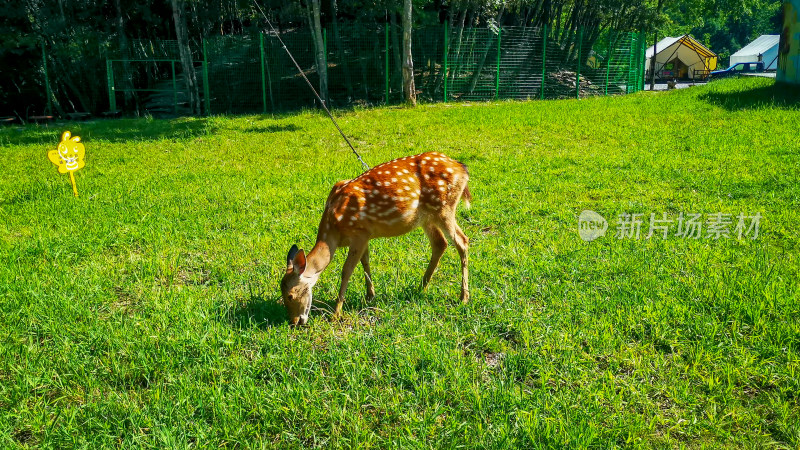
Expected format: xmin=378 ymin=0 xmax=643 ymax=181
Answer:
xmin=646 ymin=37 xmax=681 ymax=58
xmin=731 ymin=35 xmax=779 ymax=58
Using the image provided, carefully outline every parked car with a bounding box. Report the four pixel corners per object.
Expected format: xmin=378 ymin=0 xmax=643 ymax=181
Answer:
xmin=709 ymin=62 xmax=766 ymax=79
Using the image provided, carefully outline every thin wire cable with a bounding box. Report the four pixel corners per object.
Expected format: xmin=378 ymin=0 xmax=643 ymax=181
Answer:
xmin=253 ymin=1 xmax=370 ymax=172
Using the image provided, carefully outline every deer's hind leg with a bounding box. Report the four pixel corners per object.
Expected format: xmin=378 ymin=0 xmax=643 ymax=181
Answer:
xmin=422 ymin=222 xmax=448 ymax=290
xmin=438 ymin=214 xmax=469 ymax=304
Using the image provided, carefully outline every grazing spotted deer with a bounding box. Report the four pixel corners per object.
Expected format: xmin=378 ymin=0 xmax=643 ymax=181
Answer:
xmin=281 ymin=152 xmax=472 ymax=325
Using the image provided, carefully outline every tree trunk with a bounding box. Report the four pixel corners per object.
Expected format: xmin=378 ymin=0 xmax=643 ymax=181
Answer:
xmin=649 ymin=0 xmax=664 ymax=90
xmin=306 ymin=0 xmax=329 ymax=107
xmin=649 ymin=31 xmax=658 ymax=90
xmin=114 ymin=0 xmax=136 ymax=110
xmin=330 ymin=0 xmax=353 ymax=100
xmin=432 ymin=8 xmax=456 ymax=95
xmin=171 ymin=0 xmax=200 ymax=114
xmin=402 ymin=0 xmax=416 ymax=105
xmin=390 ymin=12 xmax=402 ymax=91
xmin=448 ymin=9 xmax=467 ymax=85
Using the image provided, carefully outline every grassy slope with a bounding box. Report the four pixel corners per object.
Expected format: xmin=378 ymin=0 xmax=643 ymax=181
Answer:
xmin=1 ymin=78 xmax=798 ymax=448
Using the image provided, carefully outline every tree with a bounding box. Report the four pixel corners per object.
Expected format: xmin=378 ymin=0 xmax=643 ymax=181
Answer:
xmin=650 ymin=0 xmax=664 ymax=90
xmin=171 ymin=0 xmax=201 ymax=114
xmin=306 ymin=0 xmax=329 ymax=106
xmin=402 ymin=0 xmax=416 ymax=105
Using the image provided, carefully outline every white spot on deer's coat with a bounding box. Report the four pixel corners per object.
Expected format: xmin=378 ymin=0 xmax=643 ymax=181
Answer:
xmin=391 ymin=178 xmax=398 ymax=183
xmin=446 ymin=167 xmax=454 ymax=174
xmin=372 ymin=189 xmax=379 ymax=195
xmin=438 ymin=180 xmax=445 ymax=186
xmin=411 ymin=199 xmax=419 ymax=208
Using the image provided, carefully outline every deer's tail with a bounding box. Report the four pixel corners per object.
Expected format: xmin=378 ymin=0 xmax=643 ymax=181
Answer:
xmin=460 ymin=162 xmax=472 ymax=210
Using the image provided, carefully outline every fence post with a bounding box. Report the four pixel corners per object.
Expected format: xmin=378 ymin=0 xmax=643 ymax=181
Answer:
xmin=385 ymin=23 xmax=390 ymax=104
xmin=541 ymin=24 xmax=547 ymax=100
xmin=106 ymin=59 xmax=116 ymax=112
xmin=42 ymin=41 xmax=53 ymax=115
xmin=628 ymin=31 xmax=639 ymax=92
xmin=576 ymin=27 xmax=583 ymax=99
xmin=636 ymin=33 xmax=641 ymax=90
xmin=202 ymin=39 xmax=211 ymax=115
xmin=171 ymin=60 xmax=178 ymax=114
xmin=626 ymin=33 xmax=633 ymax=94
xmin=444 ymin=20 xmax=449 ymax=103
xmin=639 ymin=31 xmax=646 ymax=91
xmin=604 ymin=31 xmax=613 ymax=96
xmin=260 ymin=33 xmax=268 ymax=114
xmin=637 ymin=32 xmax=644 ymax=91
xmin=495 ymin=26 xmax=501 ymax=100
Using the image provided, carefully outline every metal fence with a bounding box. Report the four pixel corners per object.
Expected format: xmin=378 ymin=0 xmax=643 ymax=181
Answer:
xmin=30 ymin=23 xmax=646 ymax=118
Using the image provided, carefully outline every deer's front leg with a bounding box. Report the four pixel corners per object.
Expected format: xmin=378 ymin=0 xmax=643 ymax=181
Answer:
xmin=336 ymin=239 xmax=368 ymax=316
xmin=361 ymin=244 xmax=376 ymax=302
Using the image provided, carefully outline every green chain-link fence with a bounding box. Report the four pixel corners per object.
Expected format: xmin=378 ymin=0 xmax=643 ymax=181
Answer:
xmin=26 ymin=23 xmax=645 ymax=118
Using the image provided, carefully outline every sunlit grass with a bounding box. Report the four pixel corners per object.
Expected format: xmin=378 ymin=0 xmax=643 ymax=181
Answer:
xmin=0 ymin=77 xmax=798 ymax=448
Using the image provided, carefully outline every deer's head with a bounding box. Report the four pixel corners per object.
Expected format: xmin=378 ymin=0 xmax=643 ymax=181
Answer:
xmin=280 ymin=245 xmax=314 ymax=326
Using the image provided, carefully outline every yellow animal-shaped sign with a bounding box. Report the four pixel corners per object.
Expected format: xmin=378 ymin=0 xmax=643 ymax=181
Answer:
xmin=48 ymin=131 xmax=85 ymax=197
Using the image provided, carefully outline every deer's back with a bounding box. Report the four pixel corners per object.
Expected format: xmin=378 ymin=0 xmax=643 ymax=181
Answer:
xmin=322 ymin=152 xmax=469 ymax=239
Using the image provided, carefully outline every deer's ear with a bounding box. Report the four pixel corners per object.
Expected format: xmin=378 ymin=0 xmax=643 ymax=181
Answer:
xmin=287 ymin=244 xmax=299 ymax=265
xmin=286 ymin=244 xmax=299 ymax=272
xmin=292 ymin=249 xmax=307 ymax=275
xmin=286 ymin=245 xmax=306 ymax=274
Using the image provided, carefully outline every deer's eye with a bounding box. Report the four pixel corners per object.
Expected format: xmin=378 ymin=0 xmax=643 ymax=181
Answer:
xmin=287 ymin=294 xmax=295 ymax=302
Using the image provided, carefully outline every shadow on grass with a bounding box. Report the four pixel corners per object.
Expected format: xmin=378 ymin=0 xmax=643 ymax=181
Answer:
xmin=240 ymin=124 xmax=300 ymax=134
xmin=227 ymin=293 xmax=286 ymax=328
xmin=2 ymin=118 xmax=305 ymax=147
xmin=0 ymin=117 xmax=218 ymax=146
xmin=699 ymin=82 xmax=800 ymax=110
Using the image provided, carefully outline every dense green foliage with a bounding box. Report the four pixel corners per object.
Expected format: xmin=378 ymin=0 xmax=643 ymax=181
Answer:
xmin=660 ymin=0 xmax=783 ymax=62
xmin=1 ymin=78 xmax=799 ymax=447
xmin=1 ymin=0 xmax=782 ymax=117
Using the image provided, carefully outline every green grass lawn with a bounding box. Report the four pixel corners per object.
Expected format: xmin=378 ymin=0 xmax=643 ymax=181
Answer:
xmin=1 ymin=78 xmax=799 ymax=448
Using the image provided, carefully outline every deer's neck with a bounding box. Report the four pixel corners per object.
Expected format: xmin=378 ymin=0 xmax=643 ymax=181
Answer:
xmin=303 ymin=235 xmax=338 ymax=284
